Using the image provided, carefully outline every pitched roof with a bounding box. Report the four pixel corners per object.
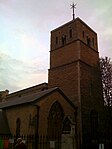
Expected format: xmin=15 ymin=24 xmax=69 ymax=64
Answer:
xmin=7 ymin=82 xmax=48 ymax=99
xmin=0 ymin=109 xmax=11 ymax=134
xmin=0 ymin=87 xmax=77 ymax=109
xmin=0 ymin=87 xmax=57 ymax=108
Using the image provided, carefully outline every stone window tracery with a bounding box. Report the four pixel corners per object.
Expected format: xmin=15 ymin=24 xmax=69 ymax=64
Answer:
xmin=47 ymin=101 xmax=64 ymax=136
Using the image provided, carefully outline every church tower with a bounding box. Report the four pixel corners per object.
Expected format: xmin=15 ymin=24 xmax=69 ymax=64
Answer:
xmin=48 ymin=17 xmax=102 ymax=104
xmin=48 ymin=18 xmax=104 ymax=148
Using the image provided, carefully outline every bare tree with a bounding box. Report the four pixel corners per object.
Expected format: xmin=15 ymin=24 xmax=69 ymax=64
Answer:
xmin=100 ymin=57 xmax=112 ymax=106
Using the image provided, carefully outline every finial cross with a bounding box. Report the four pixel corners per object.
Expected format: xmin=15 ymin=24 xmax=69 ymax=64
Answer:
xmin=70 ymin=2 xmax=77 ymax=20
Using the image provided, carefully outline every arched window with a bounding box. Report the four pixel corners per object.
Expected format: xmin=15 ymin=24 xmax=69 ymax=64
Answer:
xmin=56 ymin=36 xmax=58 ymax=44
xmin=87 ymin=37 xmax=91 ymax=47
xmin=47 ymin=102 xmax=64 ymax=136
xmin=16 ymin=118 xmax=21 ymax=137
xmin=62 ymin=35 xmax=66 ymax=45
xmin=82 ymin=31 xmax=84 ymax=38
xmin=90 ymin=110 xmax=98 ymax=139
xmin=69 ymin=29 xmax=73 ymax=38
xmin=92 ymin=38 xmax=94 ymax=47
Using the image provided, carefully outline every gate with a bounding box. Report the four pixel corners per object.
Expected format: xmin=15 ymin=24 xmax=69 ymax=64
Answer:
xmin=0 ymin=134 xmax=76 ymax=149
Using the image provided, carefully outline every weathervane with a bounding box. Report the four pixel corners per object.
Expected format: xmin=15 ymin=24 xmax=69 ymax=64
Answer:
xmin=70 ymin=2 xmax=77 ymax=20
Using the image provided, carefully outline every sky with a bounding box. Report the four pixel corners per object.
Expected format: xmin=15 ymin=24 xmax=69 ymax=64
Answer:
xmin=0 ymin=0 xmax=112 ymax=93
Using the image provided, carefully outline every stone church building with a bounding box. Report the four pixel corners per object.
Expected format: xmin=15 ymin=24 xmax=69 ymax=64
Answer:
xmin=0 ymin=17 xmax=110 ymax=149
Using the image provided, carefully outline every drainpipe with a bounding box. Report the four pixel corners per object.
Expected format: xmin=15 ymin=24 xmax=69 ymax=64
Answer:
xmin=74 ymin=109 xmax=78 ymax=149
xmin=34 ymin=105 xmax=40 ymax=149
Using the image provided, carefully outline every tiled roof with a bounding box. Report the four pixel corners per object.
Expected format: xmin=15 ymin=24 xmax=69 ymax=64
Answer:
xmin=0 ymin=87 xmax=58 ymax=109
xmin=7 ymin=82 xmax=48 ymax=99
xmin=0 ymin=109 xmax=11 ymax=134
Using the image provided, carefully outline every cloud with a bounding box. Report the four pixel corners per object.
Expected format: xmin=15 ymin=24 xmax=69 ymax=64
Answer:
xmin=0 ymin=52 xmax=48 ymax=93
xmin=79 ymin=0 xmax=112 ymax=59
xmin=0 ymin=0 xmax=112 ymax=93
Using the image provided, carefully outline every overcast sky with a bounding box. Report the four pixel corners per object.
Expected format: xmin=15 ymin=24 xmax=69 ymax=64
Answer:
xmin=0 ymin=0 xmax=112 ymax=93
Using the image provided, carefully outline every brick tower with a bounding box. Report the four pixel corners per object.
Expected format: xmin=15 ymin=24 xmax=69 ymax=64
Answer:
xmin=48 ymin=18 xmax=104 ymax=148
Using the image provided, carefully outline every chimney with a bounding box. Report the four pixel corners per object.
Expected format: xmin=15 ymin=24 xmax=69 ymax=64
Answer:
xmin=0 ymin=90 xmax=9 ymax=102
